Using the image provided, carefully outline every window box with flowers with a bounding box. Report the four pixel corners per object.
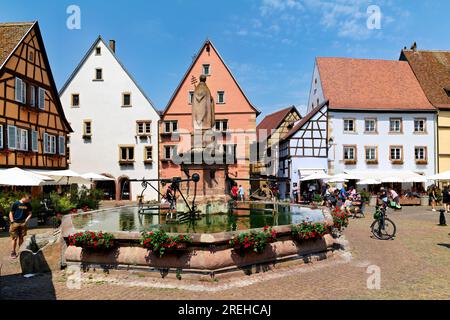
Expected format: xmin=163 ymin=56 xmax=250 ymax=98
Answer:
xmin=291 ymin=222 xmax=330 ymax=241
xmin=141 ymin=229 xmax=193 ymax=258
xmin=67 ymin=231 xmax=115 ymax=251
xmin=331 ymin=207 xmax=351 ymax=233
xmin=229 ymin=226 xmax=277 ymax=255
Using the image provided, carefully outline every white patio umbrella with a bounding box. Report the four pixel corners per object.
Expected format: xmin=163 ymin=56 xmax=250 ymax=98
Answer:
xmin=325 ymin=173 xmax=359 ymax=183
xmin=0 ymin=167 xmax=54 ymax=186
xmin=357 ymin=179 xmax=382 ymax=185
xmin=427 ymin=171 xmax=450 ymax=181
xmin=300 ymin=172 xmax=332 ymax=181
xmin=81 ymin=173 xmax=114 ymax=181
xmin=31 ymin=169 xmax=92 ymax=185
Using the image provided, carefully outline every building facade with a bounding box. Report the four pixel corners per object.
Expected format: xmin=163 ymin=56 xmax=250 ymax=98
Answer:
xmin=0 ymin=22 xmax=72 ymax=171
xmin=279 ymin=57 xmax=437 ymax=199
xmin=400 ymin=48 xmax=450 ymax=174
xmin=60 ymin=37 xmax=160 ymax=201
xmin=160 ymin=40 xmax=259 ymax=197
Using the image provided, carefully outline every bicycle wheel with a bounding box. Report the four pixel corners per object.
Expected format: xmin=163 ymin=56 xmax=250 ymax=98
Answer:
xmin=371 ymin=218 xmax=397 ymax=240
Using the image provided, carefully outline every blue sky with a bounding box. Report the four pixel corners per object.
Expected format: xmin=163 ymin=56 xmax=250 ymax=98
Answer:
xmin=1 ymin=0 xmax=449 ymax=119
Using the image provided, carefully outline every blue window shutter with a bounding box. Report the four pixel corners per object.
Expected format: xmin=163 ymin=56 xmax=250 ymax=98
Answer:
xmin=38 ymin=88 xmax=45 ymax=109
xmin=15 ymin=78 xmax=23 ymax=102
xmin=0 ymin=125 xmax=3 ymax=149
xmin=30 ymin=86 xmax=36 ymax=107
xmin=32 ymin=131 xmax=38 ymax=152
xmin=7 ymin=126 xmax=17 ymax=149
xmin=59 ymin=136 xmax=65 ymax=155
xmin=43 ymin=133 xmax=48 ymax=153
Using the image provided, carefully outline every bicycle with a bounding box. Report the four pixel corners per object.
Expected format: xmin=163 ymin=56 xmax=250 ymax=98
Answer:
xmin=371 ymin=204 xmax=396 ymax=240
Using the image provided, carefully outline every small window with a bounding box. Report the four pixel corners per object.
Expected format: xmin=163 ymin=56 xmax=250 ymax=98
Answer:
xmin=390 ymin=146 xmax=403 ymax=162
xmin=215 ymin=120 xmax=228 ymax=132
xmin=72 ymin=94 xmax=80 ymax=107
xmin=122 ymin=93 xmax=131 ymax=107
xmin=415 ymin=146 xmax=427 ymax=162
xmin=188 ymin=91 xmax=194 ymax=104
xmin=343 ymin=119 xmax=355 ymax=133
xmin=119 ymin=146 xmax=134 ymax=162
xmin=203 ymin=64 xmax=210 ymax=76
xmin=43 ymin=133 xmax=56 ymax=154
xmin=95 ymin=68 xmax=103 ymax=80
xmin=217 ymin=91 xmax=225 ymax=104
xmin=414 ymin=118 xmax=426 ymax=133
xmin=365 ymin=146 xmax=377 ymax=163
xmin=364 ymin=119 xmax=377 ymax=133
xmin=163 ymin=121 xmax=178 ymax=133
xmin=136 ymin=121 xmax=151 ymax=136
xmin=16 ymin=128 xmax=29 ymax=152
xmin=389 ymin=118 xmax=402 ymax=133
xmin=95 ymin=47 xmax=101 ymax=55
xmin=343 ymin=146 xmax=356 ymax=161
xmin=164 ymin=145 xmax=175 ymax=160
xmin=28 ymin=51 xmax=34 ymax=62
xmin=83 ymin=120 xmax=92 ymax=137
xmin=144 ymin=146 xmax=153 ymax=162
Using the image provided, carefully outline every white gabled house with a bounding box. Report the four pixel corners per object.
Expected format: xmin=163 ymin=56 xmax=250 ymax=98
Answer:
xmin=60 ymin=37 xmax=160 ymax=201
xmin=279 ymin=57 xmax=437 ymax=200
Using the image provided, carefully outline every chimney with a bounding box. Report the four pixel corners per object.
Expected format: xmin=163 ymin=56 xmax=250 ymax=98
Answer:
xmin=109 ymin=40 xmax=116 ymax=53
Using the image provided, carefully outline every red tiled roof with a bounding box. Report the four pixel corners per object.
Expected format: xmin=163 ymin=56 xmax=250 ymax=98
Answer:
xmin=257 ymin=106 xmax=300 ymax=141
xmin=400 ymin=50 xmax=450 ymax=109
xmin=0 ymin=22 xmax=34 ymax=68
xmin=316 ymin=57 xmax=435 ymax=111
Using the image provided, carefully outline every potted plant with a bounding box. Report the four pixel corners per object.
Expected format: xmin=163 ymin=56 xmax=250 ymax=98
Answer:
xmin=291 ymin=222 xmax=330 ymax=241
xmin=141 ymin=229 xmax=192 ymax=258
xmin=312 ymin=194 xmax=323 ymax=206
xmin=229 ymin=226 xmax=277 ymax=255
xmin=331 ymin=207 xmax=351 ymax=233
xmin=68 ymin=231 xmax=115 ymax=251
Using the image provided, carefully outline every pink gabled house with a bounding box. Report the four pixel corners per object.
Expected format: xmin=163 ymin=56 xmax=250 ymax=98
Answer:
xmin=160 ymin=39 xmax=260 ymax=197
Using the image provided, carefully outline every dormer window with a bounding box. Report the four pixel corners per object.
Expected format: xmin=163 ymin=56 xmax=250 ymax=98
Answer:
xmin=203 ymin=64 xmax=210 ymax=76
xmin=95 ymin=47 xmax=101 ymax=55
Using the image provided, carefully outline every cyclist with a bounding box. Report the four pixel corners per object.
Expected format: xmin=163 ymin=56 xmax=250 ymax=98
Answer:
xmin=378 ymin=187 xmax=389 ymax=209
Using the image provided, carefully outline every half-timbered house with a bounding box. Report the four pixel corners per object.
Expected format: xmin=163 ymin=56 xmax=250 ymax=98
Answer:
xmin=0 ymin=21 xmax=72 ymax=172
xmin=279 ymin=57 xmax=437 ymax=200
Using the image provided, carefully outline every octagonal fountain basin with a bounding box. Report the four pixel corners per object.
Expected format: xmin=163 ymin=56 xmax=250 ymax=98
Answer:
xmin=61 ymin=203 xmax=337 ymax=274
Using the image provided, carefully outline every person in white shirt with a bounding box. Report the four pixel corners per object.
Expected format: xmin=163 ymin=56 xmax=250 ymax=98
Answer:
xmin=389 ymin=188 xmax=400 ymax=205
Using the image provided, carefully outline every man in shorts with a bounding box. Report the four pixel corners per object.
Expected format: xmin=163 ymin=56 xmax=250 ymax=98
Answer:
xmin=9 ymin=194 xmax=33 ymax=259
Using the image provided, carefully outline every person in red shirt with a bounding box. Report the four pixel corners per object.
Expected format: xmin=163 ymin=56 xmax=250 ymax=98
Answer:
xmin=231 ymin=184 xmax=238 ymax=201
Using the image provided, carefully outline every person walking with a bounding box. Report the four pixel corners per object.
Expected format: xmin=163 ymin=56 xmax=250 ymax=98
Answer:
xmin=238 ymin=185 xmax=245 ymax=202
xmin=429 ymin=186 xmax=438 ymax=212
xmin=442 ymin=184 xmax=450 ymax=212
xmin=9 ymin=194 xmax=33 ymax=259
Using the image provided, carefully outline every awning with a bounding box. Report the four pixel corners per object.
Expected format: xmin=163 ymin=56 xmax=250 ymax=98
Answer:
xmin=0 ymin=167 xmax=54 ymax=186
xmin=427 ymin=171 xmax=450 ymax=181
xmin=30 ymin=169 xmax=92 ymax=185
xmin=298 ymin=169 xmax=330 ymax=181
xmin=345 ymin=170 xmax=426 ymax=183
xmin=81 ymin=173 xmax=115 ymax=181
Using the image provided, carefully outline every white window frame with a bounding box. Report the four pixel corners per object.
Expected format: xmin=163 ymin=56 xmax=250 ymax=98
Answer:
xmin=44 ymin=133 xmax=56 ymax=154
xmin=364 ymin=119 xmax=377 ymax=133
xmin=390 ymin=146 xmax=403 ymax=161
xmin=164 ymin=145 xmax=175 ymax=160
xmin=389 ymin=118 xmax=402 ymax=133
xmin=202 ymin=64 xmax=210 ymax=76
xmin=16 ymin=128 xmax=29 ymax=151
xmin=137 ymin=121 xmax=152 ymax=136
xmin=164 ymin=121 xmax=178 ymax=133
xmin=414 ymin=118 xmax=426 ymax=133
xmin=415 ymin=146 xmax=427 ymax=161
xmin=343 ymin=119 xmax=355 ymax=133
xmin=215 ymin=120 xmax=228 ymax=132
xmin=343 ymin=146 xmax=356 ymax=161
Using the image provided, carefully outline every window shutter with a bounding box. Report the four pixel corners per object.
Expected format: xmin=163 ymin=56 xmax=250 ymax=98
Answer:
xmin=7 ymin=125 xmax=17 ymax=149
xmin=30 ymin=86 xmax=36 ymax=107
xmin=32 ymin=131 xmax=38 ymax=152
xmin=15 ymin=78 xmax=23 ymax=102
xmin=43 ymin=133 xmax=48 ymax=153
xmin=0 ymin=125 xmax=3 ymax=149
xmin=22 ymin=82 xmax=27 ymax=104
xmin=59 ymin=136 xmax=65 ymax=155
xmin=38 ymin=88 xmax=45 ymax=109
